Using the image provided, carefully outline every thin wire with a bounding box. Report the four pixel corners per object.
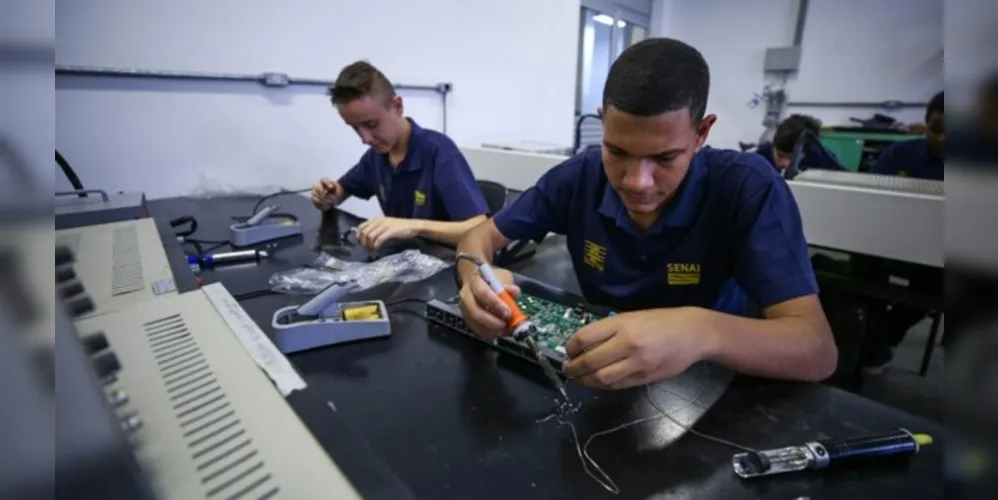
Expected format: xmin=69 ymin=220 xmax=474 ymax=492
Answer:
xmin=643 ymin=385 xmax=757 ymax=454
xmin=541 ymin=383 xmax=757 ymax=495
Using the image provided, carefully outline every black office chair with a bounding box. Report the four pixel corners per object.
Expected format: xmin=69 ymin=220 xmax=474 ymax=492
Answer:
xmin=476 ymin=180 xmax=535 ymax=267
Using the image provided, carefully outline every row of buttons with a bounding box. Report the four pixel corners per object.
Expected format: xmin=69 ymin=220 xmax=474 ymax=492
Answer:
xmin=82 ymin=331 xmax=143 ymax=433
xmin=57 ymin=245 xmax=141 ymax=433
xmin=56 ymin=245 xmax=95 ymax=317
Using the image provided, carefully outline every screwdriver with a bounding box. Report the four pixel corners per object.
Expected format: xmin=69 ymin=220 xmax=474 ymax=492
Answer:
xmin=460 ymin=253 xmax=569 ymax=402
xmin=732 ymin=429 xmax=933 ymax=479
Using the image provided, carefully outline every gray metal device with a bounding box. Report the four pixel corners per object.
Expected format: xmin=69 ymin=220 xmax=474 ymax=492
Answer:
xmin=788 ymin=170 xmax=944 ymax=268
xmin=55 ymin=189 xmax=148 ymax=229
xmin=56 ymin=218 xmax=178 ymax=321
xmin=72 ymin=285 xmax=363 ymax=500
xmin=229 ymin=204 xmax=303 ymax=247
xmin=763 ymin=46 xmax=802 ymax=72
xmin=271 ymin=284 xmax=391 ymax=354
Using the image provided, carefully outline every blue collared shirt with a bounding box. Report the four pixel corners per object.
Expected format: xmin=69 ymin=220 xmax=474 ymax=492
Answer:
xmin=492 ymin=147 xmax=818 ymax=316
xmin=755 ymin=142 xmax=843 ymax=171
xmin=338 ymin=119 xmax=489 ymax=220
xmin=871 ymin=138 xmax=944 ymax=180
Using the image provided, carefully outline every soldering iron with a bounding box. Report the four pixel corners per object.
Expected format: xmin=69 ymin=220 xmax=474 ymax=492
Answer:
xmin=456 ymin=252 xmax=569 ymax=402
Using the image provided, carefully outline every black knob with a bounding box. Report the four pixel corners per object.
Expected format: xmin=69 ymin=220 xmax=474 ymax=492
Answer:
xmin=92 ymin=351 xmax=121 ymax=379
xmin=81 ymin=332 xmax=109 ymax=355
xmin=56 ymin=246 xmax=75 ymax=266
xmin=58 ymin=279 xmax=85 ymax=299
xmin=55 ymin=265 xmax=76 ymax=283
xmin=66 ymin=295 xmax=95 ymax=317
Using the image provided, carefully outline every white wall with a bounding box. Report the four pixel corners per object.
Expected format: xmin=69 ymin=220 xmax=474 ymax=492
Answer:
xmin=652 ymin=0 xmax=943 ymax=150
xmin=55 ymin=0 xmax=580 ymax=217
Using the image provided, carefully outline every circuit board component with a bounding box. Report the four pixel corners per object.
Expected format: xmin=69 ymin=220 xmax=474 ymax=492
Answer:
xmin=515 ymin=294 xmax=608 ymax=353
xmin=432 ymin=293 xmax=613 ymax=359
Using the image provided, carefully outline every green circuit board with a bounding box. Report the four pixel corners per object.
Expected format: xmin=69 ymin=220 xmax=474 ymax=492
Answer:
xmin=437 ymin=293 xmax=614 ymax=354
xmin=514 ymin=294 xmax=610 ymax=352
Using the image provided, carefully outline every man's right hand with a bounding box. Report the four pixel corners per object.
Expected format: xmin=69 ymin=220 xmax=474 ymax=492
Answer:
xmin=311 ymin=177 xmax=342 ymax=210
xmin=458 ymin=267 xmax=521 ymax=340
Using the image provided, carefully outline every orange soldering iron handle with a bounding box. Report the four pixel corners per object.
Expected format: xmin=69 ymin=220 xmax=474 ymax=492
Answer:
xmin=496 ymin=289 xmax=527 ymax=330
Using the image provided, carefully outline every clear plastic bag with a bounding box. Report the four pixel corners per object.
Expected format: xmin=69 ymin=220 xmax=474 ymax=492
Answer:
xmin=185 ymin=171 xmax=291 ymax=199
xmin=269 ymin=249 xmax=451 ymax=295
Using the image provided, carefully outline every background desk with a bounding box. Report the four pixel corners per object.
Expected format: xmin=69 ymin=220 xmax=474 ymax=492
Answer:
xmin=148 ymin=195 xmax=944 ymax=500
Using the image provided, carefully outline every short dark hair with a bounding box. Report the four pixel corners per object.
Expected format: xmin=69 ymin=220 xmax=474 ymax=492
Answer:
xmin=773 ymin=114 xmax=822 ymax=152
xmin=926 ymin=91 xmax=944 ymax=120
xmin=602 ymin=38 xmax=710 ymax=122
xmin=328 ymin=61 xmax=395 ymax=105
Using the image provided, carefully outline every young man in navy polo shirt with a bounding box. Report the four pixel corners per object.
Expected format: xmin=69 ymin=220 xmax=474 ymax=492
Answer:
xmin=870 ymin=91 xmax=944 ymax=180
xmin=862 ymin=92 xmax=945 ymax=371
xmin=756 ymin=114 xmax=843 ymax=172
xmin=456 ymin=38 xmax=838 ymax=389
xmin=311 ymin=61 xmax=489 ymax=250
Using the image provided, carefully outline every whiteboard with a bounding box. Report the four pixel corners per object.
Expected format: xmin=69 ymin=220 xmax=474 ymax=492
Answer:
xmin=789 ymin=0 xmax=943 ymax=104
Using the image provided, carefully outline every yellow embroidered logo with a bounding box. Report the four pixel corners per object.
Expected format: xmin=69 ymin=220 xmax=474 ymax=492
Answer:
xmin=414 ymin=190 xmax=426 ymax=206
xmin=667 ymin=263 xmax=701 ymax=286
xmin=379 ymin=185 xmax=387 ymax=201
xmin=897 ymin=171 xmax=908 ymax=177
xmin=583 ymin=241 xmax=607 ymax=271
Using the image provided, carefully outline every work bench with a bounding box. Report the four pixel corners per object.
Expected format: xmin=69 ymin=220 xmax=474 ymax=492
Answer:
xmin=148 ymin=194 xmax=943 ymax=500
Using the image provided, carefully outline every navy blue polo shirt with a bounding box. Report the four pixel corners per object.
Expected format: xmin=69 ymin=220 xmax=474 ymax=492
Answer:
xmin=492 ymin=147 xmax=818 ymax=317
xmin=755 ymin=142 xmax=843 ymax=171
xmin=338 ymin=119 xmax=489 ymax=221
xmin=871 ymin=138 xmax=944 ymax=180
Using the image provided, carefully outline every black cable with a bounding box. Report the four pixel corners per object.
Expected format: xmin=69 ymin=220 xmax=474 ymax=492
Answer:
xmin=169 ymin=216 xmax=198 ymax=238
xmin=384 ymin=297 xmax=429 ymax=308
xmin=232 ymin=289 xmax=279 ymax=301
xmin=181 ymin=239 xmax=230 ymax=257
xmin=55 ymin=150 xmax=85 ymax=197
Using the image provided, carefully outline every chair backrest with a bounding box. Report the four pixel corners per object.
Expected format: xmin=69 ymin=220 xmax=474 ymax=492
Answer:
xmin=477 ymin=180 xmax=508 ymax=214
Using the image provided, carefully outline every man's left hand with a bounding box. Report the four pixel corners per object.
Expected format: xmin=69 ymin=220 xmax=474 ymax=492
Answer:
xmin=563 ymin=307 xmax=713 ymax=390
xmin=356 ymin=217 xmax=423 ymax=250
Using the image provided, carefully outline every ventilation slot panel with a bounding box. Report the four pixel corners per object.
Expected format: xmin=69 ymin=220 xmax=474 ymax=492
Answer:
xmin=142 ymin=314 xmax=282 ymax=500
xmin=111 ymin=226 xmax=145 ymax=296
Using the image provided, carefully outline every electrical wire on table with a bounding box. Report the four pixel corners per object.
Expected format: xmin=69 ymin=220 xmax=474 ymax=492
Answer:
xmin=540 ymin=383 xmax=758 ymax=495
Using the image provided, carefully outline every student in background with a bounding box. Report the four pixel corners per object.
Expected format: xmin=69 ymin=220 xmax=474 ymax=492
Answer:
xmin=871 ymin=91 xmax=944 ymax=180
xmin=311 ymin=61 xmax=489 ymax=250
xmin=755 ymin=114 xmax=843 ymax=172
xmin=862 ymin=91 xmax=945 ymax=372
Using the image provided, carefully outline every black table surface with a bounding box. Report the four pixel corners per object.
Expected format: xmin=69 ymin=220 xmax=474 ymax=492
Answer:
xmin=148 ymin=195 xmax=944 ymax=500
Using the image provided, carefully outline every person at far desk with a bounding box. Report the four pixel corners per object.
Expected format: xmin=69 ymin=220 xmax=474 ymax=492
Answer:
xmin=311 ymin=61 xmax=489 ymax=250
xmin=455 ymin=38 xmax=838 ymax=389
xmin=870 ymin=91 xmax=944 ymax=180
xmin=755 ymin=114 xmax=843 ymax=172
xmin=862 ymin=91 xmax=944 ymax=372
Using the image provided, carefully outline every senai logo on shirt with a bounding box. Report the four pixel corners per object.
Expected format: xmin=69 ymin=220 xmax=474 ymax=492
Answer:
xmin=667 ymin=263 xmax=700 ymax=285
xmin=582 ymin=240 xmax=607 ymax=271
xmin=414 ymin=190 xmax=427 ymax=206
